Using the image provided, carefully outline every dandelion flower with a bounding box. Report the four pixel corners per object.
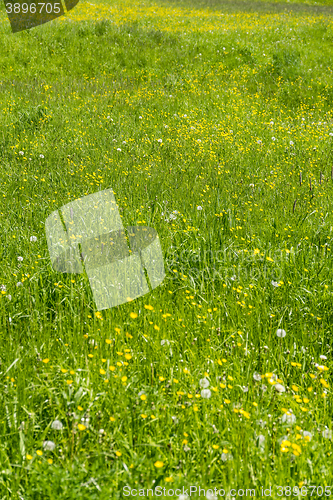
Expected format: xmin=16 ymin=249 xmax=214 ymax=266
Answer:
xmin=199 ymin=377 xmax=210 ymax=388
xmin=201 ymin=389 xmax=211 ymax=399
xmin=253 ymin=372 xmax=261 ymax=381
xmin=43 ymin=440 xmax=56 ymax=451
xmin=276 ymin=329 xmax=286 ymax=338
xmin=281 ymin=412 xmax=296 ymax=424
xmin=51 ymin=420 xmax=63 ymax=430
xmin=275 ymin=383 xmax=286 ymax=393
xmin=154 ymin=461 xmax=164 ymax=468
xmin=322 ymin=429 xmax=332 ymax=439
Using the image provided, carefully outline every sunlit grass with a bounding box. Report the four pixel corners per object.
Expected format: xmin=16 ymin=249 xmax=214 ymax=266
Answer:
xmin=0 ymin=0 xmax=333 ymax=497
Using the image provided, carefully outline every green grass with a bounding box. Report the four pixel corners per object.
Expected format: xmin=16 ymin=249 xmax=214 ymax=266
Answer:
xmin=1 ymin=0 xmax=333 ymax=498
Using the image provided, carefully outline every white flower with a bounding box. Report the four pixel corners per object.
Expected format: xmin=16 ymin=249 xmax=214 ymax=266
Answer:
xmin=221 ymin=452 xmax=233 ymax=462
xmin=290 ymin=141 xmax=294 ymax=146
xmin=257 ymin=140 xmax=262 ymax=144
xmin=122 ymin=141 xmax=127 ymax=144
xmin=276 ymin=329 xmax=286 ymax=338
xmin=107 ymin=115 xmax=110 ymax=119
xmin=43 ymin=440 xmax=56 ymax=451
xmin=9 ymin=317 xmax=12 ymax=323
xmin=320 ymin=355 xmax=327 ymax=360
xmin=16 ymin=282 xmax=23 ymax=287
xmin=281 ymin=412 xmax=296 ymax=424
xmin=51 ymin=419 xmax=63 ymax=430
xmin=201 ymin=389 xmax=211 ymax=399
xmin=171 ymin=416 xmax=179 ymax=424
xmin=7 ymin=295 xmax=11 ymax=301
xmin=272 ymin=137 xmax=276 ymax=141
xmin=275 ymin=383 xmax=286 ymax=393
xmin=161 ymin=339 xmax=170 ymax=346
xmin=242 ymin=386 xmax=249 ymax=392
xmin=17 ymin=256 xmax=23 ymax=261
xmin=270 ymin=121 xmax=274 ymax=125
xmin=249 ymin=183 xmax=254 ymax=187
xmin=183 ymin=114 xmax=187 ymax=118
xmin=322 ymin=429 xmax=332 ymax=439
xmin=329 ymin=132 xmax=333 ymax=137
xmin=261 ymin=384 xmax=267 ymax=392
xmin=197 ymin=206 xmax=203 ymax=211
xmin=139 ymin=116 xmax=142 ymax=119
xmin=99 ymin=429 xmax=104 ymax=434
xmin=157 ymin=139 xmax=162 ymax=143
xmin=138 ymin=390 xmax=145 ymax=397
xmin=0 ymin=285 xmax=6 ymax=292
xmin=199 ymin=377 xmax=210 ymax=388
xmin=223 ymin=47 xmax=225 ymax=50
xmin=19 ymin=151 xmax=24 ymax=155
xmin=40 ymin=154 xmax=44 ymax=158
xmin=117 ymin=148 xmax=121 ymax=152
xmin=253 ymin=372 xmax=261 ymax=381
xmin=30 ymin=236 xmax=37 ymax=242
xmin=271 ymin=281 xmax=279 ymax=287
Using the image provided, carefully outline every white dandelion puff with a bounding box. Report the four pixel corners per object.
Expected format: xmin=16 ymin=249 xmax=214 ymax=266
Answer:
xmin=201 ymin=389 xmax=212 ymax=399
xmin=322 ymin=429 xmax=332 ymax=439
xmin=276 ymin=329 xmax=286 ymax=338
xmin=281 ymin=412 xmax=296 ymax=424
xmin=43 ymin=440 xmax=56 ymax=451
xmin=199 ymin=377 xmax=210 ymax=388
xmin=51 ymin=419 xmax=63 ymax=430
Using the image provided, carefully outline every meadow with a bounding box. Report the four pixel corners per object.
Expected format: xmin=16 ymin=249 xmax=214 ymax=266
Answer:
xmin=0 ymin=0 xmax=333 ymax=497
